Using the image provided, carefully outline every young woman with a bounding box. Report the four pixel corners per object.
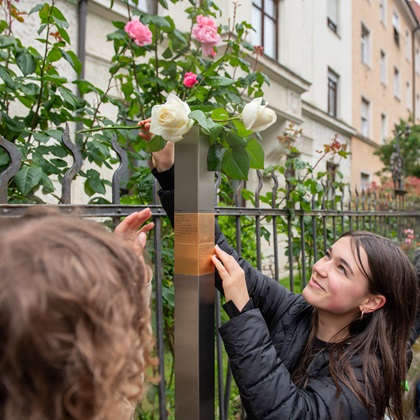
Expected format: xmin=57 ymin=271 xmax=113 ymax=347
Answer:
xmin=139 ymin=119 xmax=419 ymax=419
xmin=0 ymin=207 xmax=156 ymax=420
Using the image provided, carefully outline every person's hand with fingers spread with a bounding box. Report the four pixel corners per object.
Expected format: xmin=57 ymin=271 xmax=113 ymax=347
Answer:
xmin=212 ymin=245 xmax=250 ymax=312
xmin=138 ymin=118 xmax=175 ymax=172
xmin=114 ymin=208 xmax=154 ymax=284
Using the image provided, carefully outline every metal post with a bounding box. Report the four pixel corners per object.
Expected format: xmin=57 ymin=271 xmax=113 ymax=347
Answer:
xmin=174 ymin=126 xmax=215 ymax=419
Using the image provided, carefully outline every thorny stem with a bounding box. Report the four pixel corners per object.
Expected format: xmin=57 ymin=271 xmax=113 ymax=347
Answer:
xmin=277 ymin=149 xmax=334 ymax=208
xmin=2 ymin=0 xmax=13 ymax=113
xmin=28 ymin=0 xmax=56 ymax=144
xmin=80 ymin=76 xmax=113 ymax=153
xmin=125 ymin=3 xmax=145 ymax=119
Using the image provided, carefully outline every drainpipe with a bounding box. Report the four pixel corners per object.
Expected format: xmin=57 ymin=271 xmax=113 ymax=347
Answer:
xmin=76 ymin=0 xmax=88 ymax=144
xmin=77 ymin=0 xmax=87 ymax=81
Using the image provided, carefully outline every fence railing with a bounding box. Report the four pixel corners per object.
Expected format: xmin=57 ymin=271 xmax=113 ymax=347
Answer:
xmin=2 ymin=130 xmax=420 ymax=419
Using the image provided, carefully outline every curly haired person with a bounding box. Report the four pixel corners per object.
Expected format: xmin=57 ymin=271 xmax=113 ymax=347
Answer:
xmin=0 ymin=207 xmax=156 ymax=420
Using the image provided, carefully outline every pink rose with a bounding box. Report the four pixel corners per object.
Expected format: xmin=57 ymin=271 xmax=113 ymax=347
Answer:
xmin=183 ymin=72 xmax=198 ymax=88
xmin=192 ymin=14 xmax=221 ymax=57
xmin=124 ymin=20 xmax=152 ymax=47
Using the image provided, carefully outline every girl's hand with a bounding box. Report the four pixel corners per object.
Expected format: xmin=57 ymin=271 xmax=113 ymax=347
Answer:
xmin=138 ymin=118 xmax=174 ymax=172
xmin=212 ymin=245 xmax=249 ymax=312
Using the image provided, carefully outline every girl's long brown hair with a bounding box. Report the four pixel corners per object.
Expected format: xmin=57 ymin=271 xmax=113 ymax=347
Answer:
xmin=0 ymin=209 xmax=157 ymax=420
xmin=292 ymin=231 xmax=419 ymax=419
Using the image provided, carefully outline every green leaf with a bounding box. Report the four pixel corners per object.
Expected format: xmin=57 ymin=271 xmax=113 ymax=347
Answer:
xmin=61 ymin=50 xmax=82 ymax=75
xmin=0 ymin=35 xmax=18 ymax=48
xmin=57 ymin=26 xmax=70 ymax=44
xmin=233 ymin=120 xmax=253 ymax=137
xmin=222 ymin=146 xmax=250 ymax=180
xmin=41 ymin=74 xmax=67 ymax=84
xmin=85 ymin=169 xmax=106 ymax=196
xmin=40 ymin=171 xmax=55 ymax=194
xmin=29 ymin=4 xmax=44 ymax=15
xmin=189 ymin=110 xmax=208 ymax=130
xmin=14 ymin=165 xmax=43 ymax=195
xmin=33 ymin=132 xmax=51 ymax=143
xmin=207 ymin=142 xmax=225 ymax=171
xmin=51 ymin=6 xmax=69 ymax=29
xmin=16 ymin=52 xmax=37 ymax=75
xmin=246 ymin=138 xmax=264 ymax=169
xmin=225 ymin=131 xmax=247 ymax=148
xmin=206 ymin=76 xmax=235 ymax=87
xmin=58 ymin=86 xmax=77 ymax=108
xmin=211 ymin=108 xmax=229 ymax=123
xmin=21 ymin=83 xmax=40 ymax=96
xmin=158 ymin=0 xmax=169 ymax=9
xmin=47 ymin=47 xmax=62 ymax=62
xmin=206 ymin=119 xmax=224 ymax=142
xmin=145 ymin=135 xmax=167 ymax=152
xmin=0 ymin=66 xmax=16 ymax=89
xmin=45 ymin=129 xmax=64 ymax=141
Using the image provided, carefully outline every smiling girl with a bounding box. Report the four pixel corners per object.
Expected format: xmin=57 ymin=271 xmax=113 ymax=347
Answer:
xmin=139 ymin=119 xmax=419 ymax=419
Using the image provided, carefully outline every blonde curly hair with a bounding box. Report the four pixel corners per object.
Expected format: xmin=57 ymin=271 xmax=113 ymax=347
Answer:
xmin=0 ymin=209 xmax=156 ymax=420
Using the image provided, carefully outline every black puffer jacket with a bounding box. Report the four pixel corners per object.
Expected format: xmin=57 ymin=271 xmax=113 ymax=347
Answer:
xmin=154 ymin=167 xmax=372 ymax=420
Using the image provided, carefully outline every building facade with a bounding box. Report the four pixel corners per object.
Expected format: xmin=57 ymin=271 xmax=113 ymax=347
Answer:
xmin=4 ymin=0 xmax=420 ymax=196
xmin=350 ymin=0 xmax=420 ymax=191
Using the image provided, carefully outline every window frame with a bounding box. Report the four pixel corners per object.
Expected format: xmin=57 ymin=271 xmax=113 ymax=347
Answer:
xmin=394 ymin=66 xmax=401 ymax=98
xmin=380 ymin=113 xmax=387 ymax=143
xmin=252 ymin=0 xmax=279 ymax=60
xmin=361 ymin=97 xmax=370 ymax=137
xmin=327 ymin=0 xmax=339 ymax=33
xmin=361 ymin=23 xmax=371 ymax=65
xmin=327 ymin=69 xmax=339 ymax=118
xmin=380 ymin=49 xmax=387 ymax=85
xmin=379 ymin=0 xmax=387 ymax=25
xmin=393 ymin=11 xmax=400 ymax=47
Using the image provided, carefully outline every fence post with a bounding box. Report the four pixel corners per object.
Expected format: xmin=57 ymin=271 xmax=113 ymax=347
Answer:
xmin=174 ymin=126 xmax=215 ymax=419
xmin=0 ymin=135 xmax=21 ymax=204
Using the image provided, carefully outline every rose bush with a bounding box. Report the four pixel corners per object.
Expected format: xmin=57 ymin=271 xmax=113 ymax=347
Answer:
xmin=105 ymin=1 xmax=277 ymax=180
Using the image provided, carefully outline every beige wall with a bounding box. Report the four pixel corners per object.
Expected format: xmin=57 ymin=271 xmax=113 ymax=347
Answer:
xmin=351 ymin=0 xmax=420 ymax=190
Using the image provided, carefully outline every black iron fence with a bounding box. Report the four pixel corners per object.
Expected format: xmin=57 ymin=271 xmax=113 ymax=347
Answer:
xmin=2 ymin=130 xmax=420 ymax=419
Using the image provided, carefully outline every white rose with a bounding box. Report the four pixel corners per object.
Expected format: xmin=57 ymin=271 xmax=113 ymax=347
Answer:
xmin=242 ymin=98 xmax=277 ymax=132
xmin=150 ymin=94 xmax=194 ymax=142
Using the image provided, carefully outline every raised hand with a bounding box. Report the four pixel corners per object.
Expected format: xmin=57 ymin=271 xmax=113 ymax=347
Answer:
xmin=114 ymin=207 xmax=153 ymax=254
xmin=212 ymin=245 xmax=250 ymax=312
xmin=138 ymin=118 xmax=174 ymax=172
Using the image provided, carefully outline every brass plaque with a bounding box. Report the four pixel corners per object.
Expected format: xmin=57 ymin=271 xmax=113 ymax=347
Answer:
xmin=174 ymin=213 xmax=214 ymax=275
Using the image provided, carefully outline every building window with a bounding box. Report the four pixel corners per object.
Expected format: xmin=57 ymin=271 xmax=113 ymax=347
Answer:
xmin=393 ymin=11 xmax=400 ymax=46
xmin=417 ymin=94 xmax=420 ymax=120
xmin=361 ymin=97 xmax=370 ymax=137
xmin=361 ymin=172 xmax=370 ymax=190
xmin=394 ymin=66 xmax=400 ymax=98
xmin=406 ymin=81 xmax=412 ymax=110
xmin=361 ymin=24 xmax=370 ymax=65
xmin=327 ymin=0 xmax=338 ymax=33
xmin=406 ymin=30 xmax=411 ymax=61
xmin=381 ymin=113 xmax=387 ymax=143
xmin=252 ymin=0 xmax=278 ymax=59
xmin=416 ymin=48 xmax=420 ymax=75
xmin=380 ymin=0 xmax=386 ymax=24
xmin=380 ymin=49 xmax=387 ymax=84
xmin=328 ymin=69 xmax=338 ymax=117
xmin=127 ymin=0 xmax=155 ymax=12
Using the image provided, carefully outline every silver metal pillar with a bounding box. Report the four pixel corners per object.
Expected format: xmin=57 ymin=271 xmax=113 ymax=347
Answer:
xmin=174 ymin=126 xmax=215 ymax=419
